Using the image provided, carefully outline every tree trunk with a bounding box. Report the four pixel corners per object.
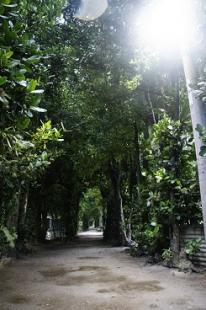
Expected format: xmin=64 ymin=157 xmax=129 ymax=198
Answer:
xmin=17 ymin=183 xmax=29 ymax=243
xmin=104 ymin=159 xmax=127 ymax=245
xmin=34 ymin=201 xmax=48 ymax=243
xmin=35 ymin=205 xmax=42 ymax=242
xmin=99 ymin=184 xmax=109 ymax=232
xmin=145 ymin=89 xmax=157 ymax=124
xmin=171 ymin=220 xmax=180 ymax=266
xmin=127 ymin=124 xmax=142 ymax=242
xmin=64 ymin=192 xmax=81 ymax=239
xmin=169 ymin=192 xmax=180 ymax=267
xmin=182 ymin=51 xmax=206 ymax=240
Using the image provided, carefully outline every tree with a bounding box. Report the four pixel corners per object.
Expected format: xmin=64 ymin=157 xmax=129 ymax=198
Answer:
xmin=182 ymin=50 xmax=206 ymax=239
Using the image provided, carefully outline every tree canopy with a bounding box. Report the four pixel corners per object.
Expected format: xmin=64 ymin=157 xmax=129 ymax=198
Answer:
xmin=0 ymin=0 xmax=206 ymax=266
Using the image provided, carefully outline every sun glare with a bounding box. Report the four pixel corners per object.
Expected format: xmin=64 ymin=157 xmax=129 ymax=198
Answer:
xmin=137 ymin=0 xmax=196 ymax=54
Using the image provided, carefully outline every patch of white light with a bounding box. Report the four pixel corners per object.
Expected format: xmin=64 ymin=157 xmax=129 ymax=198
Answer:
xmin=74 ymin=0 xmax=108 ymax=21
xmin=57 ymin=14 xmax=65 ymax=25
xmin=137 ymin=0 xmax=196 ymax=53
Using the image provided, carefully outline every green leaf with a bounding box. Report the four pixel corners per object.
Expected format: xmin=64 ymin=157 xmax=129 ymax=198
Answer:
xmin=17 ymin=80 xmax=27 ymax=87
xmin=27 ymin=79 xmax=38 ymax=92
xmin=1 ymin=226 xmax=16 ymax=248
xmin=31 ymin=95 xmax=41 ymax=107
xmin=8 ymin=59 xmax=20 ymax=68
xmin=24 ymin=55 xmax=40 ymax=64
xmin=16 ymin=117 xmax=30 ymax=130
xmin=2 ymin=4 xmax=18 ymax=7
xmin=18 ymin=140 xmax=34 ymax=149
xmin=25 ymin=110 xmax=33 ymax=118
xmin=30 ymin=89 xmax=44 ymax=94
xmin=1 ymin=0 xmax=12 ymax=4
xmin=0 ymin=76 xmax=7 ymax=86
xmin=0 ymin=15 xmax=9 ymax=19
xmin=30 ymin=106 xmax=47 ymax=113
xmin=9 ymin=12 xmax=19 ymax=17
xmin=5 ymin=50 xmax=13 ymax=59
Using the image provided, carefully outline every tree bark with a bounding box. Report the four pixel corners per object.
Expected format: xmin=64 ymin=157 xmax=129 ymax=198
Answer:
xmin=104 ymin=158 xmax=127 ymax=245
xmin=169 ymin=191 xmax=180 ymax=266
xmin=64 ymin=192 xmax=81 ymax=239
xmin=17 ymin=183 xmax=29 ymax=242
xmin=144 ymin=89 xmax=157 ymax=124
xmin=171 ymin=220 xmax=180 ymax=266
xmin=182 ymin=51 xmax=206 ymax=240
xmin=127 ymin=124 xmax=142 ymax=242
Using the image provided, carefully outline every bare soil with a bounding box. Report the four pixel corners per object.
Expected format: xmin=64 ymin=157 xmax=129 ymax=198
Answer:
xmin=0 ymin=232 xmax=206 ymax=310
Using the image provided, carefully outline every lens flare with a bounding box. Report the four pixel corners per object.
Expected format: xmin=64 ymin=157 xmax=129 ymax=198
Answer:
xmin=74 ymin=0 xmax=108 ymax=21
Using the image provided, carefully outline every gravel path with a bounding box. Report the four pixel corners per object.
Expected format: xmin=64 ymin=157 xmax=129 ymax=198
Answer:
xmin=0 ymin=232 xmax=206 ymax=310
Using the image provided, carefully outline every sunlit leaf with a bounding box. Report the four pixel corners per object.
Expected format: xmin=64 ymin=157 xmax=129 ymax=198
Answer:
xmin=30 ymin=106 xmax=47 ymax=113
xmin=30 ymin=89 xmax=44 ymax=94
xmin=0 ymin=76 xmax=7 ymax=86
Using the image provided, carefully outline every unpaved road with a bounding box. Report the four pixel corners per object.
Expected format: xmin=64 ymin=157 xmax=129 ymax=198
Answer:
xmin=0 ymin=232 xmax=206 ymax=310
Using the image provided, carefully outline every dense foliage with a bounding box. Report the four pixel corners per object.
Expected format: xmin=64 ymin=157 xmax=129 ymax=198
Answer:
xmin=0 ymin=0 xmax=205 ymax=265
xmin=79 ymin=187 xmax=103 ymax=231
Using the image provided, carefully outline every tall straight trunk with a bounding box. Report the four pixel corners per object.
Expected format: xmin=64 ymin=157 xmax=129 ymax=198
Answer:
xmin=182 ymin=51 xmax=206 ymax=240
xmin=171 ymin=220 xmax=180 ymax=266
xmin=104 ymin=159 xmax=127 ymax=245
xmin=33 ymin=195 xmax=48 ymax=243
xmin=64 ymin=192 xmax=81 ymax=239
xmin=145 ymin=89 xmax=157 ymax=124
xmin=35 ymin=205 xmax=43 ymax=242
xmin=128 ymin=124 xmax=142 ymax=242
xmin=170 ymin=193 xmax=180 ymax=266
xmin=99 ymin=184 xmax=109 ymax=232
xmin=17 ymin=183 xmax=29 ymax=242
xmin=134 ymin=123 xmax=141 ymax=186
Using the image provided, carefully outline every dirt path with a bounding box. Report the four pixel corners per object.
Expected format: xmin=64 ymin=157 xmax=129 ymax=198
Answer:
xmin=0 ymin=232 xmax=206 ymax=310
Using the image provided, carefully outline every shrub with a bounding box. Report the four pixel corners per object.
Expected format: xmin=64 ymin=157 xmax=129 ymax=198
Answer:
xmin=185 ymin=239 xmax=202 ymax=257
xmin=0 ymin=226 xmax=17 ymax=258
xmin=162 ymin=248 xmax=173 ymax=262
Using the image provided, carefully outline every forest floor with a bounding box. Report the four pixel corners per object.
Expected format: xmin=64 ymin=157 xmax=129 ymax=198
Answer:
xmin=0 ymin=232 xmax=206 ymax=310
